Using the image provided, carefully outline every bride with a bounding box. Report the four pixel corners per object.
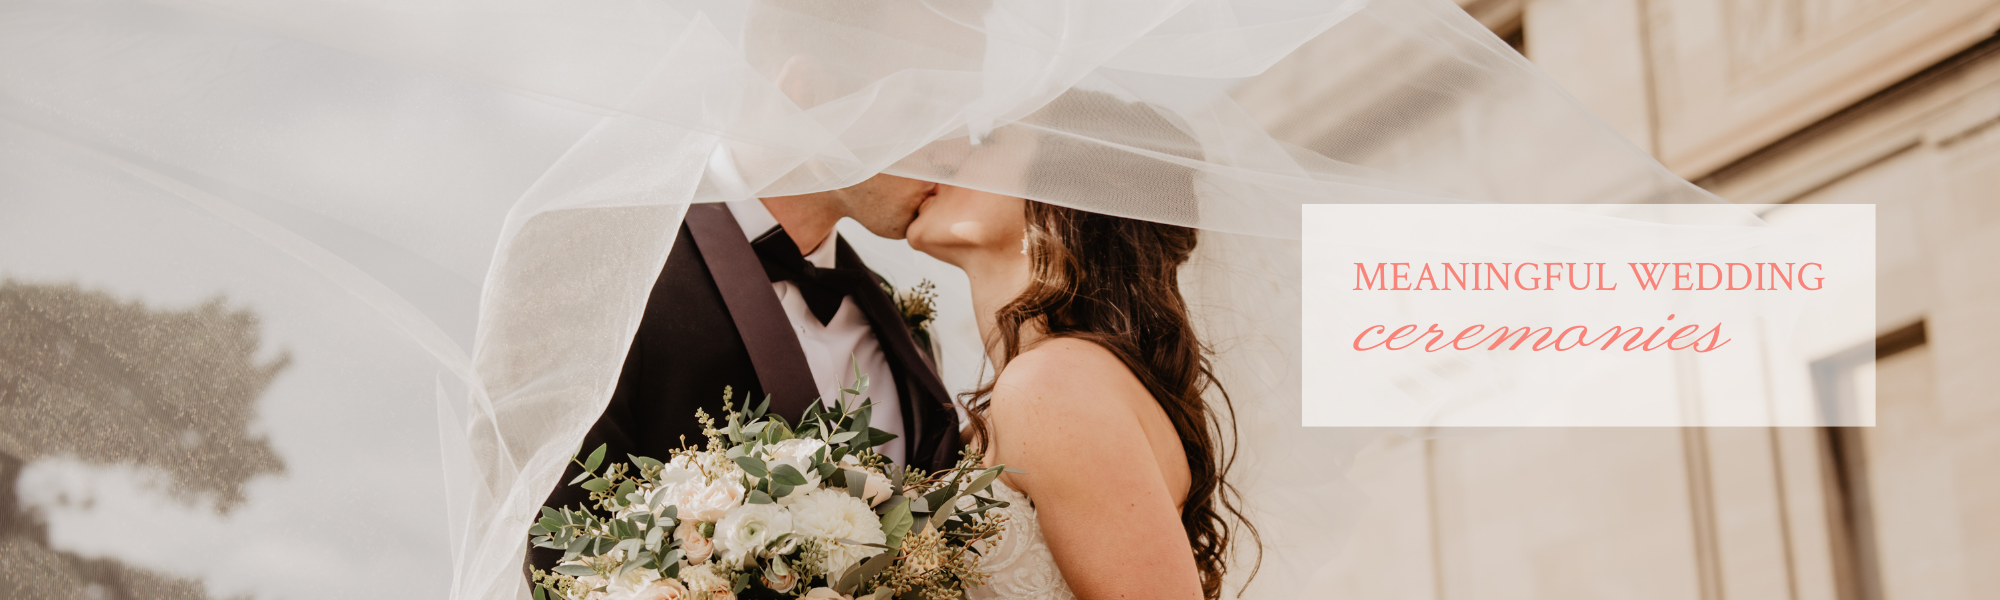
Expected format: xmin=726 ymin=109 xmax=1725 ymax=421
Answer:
xmin=907 ymin=91 xmax=1256 ymax=600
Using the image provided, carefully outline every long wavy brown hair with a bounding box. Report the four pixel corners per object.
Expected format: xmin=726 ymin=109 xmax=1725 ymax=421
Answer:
xmin=961 ymin=90 xmax=1259 ymax=599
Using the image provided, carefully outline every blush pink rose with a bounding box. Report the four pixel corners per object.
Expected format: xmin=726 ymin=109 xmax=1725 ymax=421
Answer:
xmin=630 ymin=578 xmax=688 ymax=600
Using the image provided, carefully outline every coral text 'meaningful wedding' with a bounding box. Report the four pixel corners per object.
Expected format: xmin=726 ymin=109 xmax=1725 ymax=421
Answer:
xmin=1346 ymin=262 xmax=1828 ymax=354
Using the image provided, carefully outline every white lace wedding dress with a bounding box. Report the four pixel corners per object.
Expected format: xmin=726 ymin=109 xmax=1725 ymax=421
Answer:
xmin=968 ymin=480 xmax=1080 ymax=600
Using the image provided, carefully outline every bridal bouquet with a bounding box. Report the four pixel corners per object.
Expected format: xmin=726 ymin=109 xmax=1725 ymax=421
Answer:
xmin=530 ymin=381 xmax=1009 ymax=600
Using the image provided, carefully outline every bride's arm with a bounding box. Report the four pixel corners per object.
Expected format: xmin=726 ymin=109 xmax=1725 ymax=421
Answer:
xmin=987 ymin=339 xmax=1204 ymax=600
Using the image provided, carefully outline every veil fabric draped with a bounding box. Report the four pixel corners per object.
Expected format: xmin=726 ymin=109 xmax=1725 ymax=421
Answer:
xmin=0 ymin=0 xmax=1739 ymax=598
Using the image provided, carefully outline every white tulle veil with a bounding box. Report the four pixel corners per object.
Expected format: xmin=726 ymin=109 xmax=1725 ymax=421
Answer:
xmin=0 ymin=0 xmax=1739 ymax=598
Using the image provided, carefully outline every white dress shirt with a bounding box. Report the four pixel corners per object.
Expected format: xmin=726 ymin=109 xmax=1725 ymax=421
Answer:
xmin=725 ymin=199 xmax=906 ymax=464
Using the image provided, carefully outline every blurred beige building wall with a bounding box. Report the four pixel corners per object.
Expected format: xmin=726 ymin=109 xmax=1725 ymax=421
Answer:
xmin=1234 ymin=1 xmax=2000 ymax=598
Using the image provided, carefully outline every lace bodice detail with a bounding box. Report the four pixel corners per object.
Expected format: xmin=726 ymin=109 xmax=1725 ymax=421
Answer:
xmin=969 ymin=480 xmax=1078 ymax=600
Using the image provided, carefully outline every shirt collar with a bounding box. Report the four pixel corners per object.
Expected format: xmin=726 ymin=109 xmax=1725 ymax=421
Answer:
xmin=725 ymin=199 xmax=838 ymax=269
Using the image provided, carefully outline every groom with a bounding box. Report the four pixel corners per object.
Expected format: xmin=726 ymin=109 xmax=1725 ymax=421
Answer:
xmin=528 ymin=172 xmax=963 ymax=573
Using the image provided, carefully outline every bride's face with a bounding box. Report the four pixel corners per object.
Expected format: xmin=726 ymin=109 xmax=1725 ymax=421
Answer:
xmin=907 ymin=134 xmax=1032 ymax=268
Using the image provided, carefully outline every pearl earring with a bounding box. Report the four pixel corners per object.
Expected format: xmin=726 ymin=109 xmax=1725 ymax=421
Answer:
xmin=1020 ymin=232 xmax=1029 ymax=255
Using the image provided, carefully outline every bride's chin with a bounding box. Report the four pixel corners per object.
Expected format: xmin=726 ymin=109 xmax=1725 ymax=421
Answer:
xmin=906 ymin=220 xmax=946 ymax=258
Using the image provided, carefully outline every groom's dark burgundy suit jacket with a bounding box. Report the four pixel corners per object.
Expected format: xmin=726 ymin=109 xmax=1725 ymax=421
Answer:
xmin=528 ymin=203 xmax=961 ymax=574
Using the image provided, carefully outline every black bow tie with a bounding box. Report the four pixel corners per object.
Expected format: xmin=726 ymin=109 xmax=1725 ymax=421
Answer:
xmin=750 ymin=226 xmax=870 ymax=326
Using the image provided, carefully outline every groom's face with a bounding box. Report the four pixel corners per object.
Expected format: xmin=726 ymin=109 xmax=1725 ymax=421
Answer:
xmin=834 ymin=174 xmax=938 ymax=240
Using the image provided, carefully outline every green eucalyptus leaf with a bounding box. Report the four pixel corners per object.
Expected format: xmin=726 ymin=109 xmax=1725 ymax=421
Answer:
xmin=845 ymin=469 xmax=869 ymax=499
xmin=965 ymin=466 xmax=1004 ymax=495
xmin=865 ymin=428 xmax=898 ymax=449
xmin=835 ymin=551 xmax=896 ymax=595
xmin=551 ymin=564 xmax=596 ymax=577
xmin=770 ymin=464 xmax=809 ymax=486
xmin=921 ymin=487 xmax=953 ymax=512
xmin=879 ymin=500 xmax=913 ymax=549
xmin=580 ymin=479 xmax=610 ymax=493
xmin=747 ymin=489 xmax=774 ymax=505
xmin=734 ymin=455 xmax=768 ymax=478
xmin=583 ymin=444 xmax=607 ymax=473
xmin=829 ymin=431 xmax=860 ymax=444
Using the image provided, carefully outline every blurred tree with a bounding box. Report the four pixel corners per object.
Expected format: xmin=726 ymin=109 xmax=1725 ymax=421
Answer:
xmin=0 ymin=280 xmax=286 ymax=600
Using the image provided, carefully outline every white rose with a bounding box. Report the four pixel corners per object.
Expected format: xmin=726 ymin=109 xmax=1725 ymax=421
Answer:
xmin=761 ymin=438 xmax=827 ymax=489
xmin=783 ymin=488 xmax=887 ymax=575
xmin=800 ymin=588 xmax=850 ymax=600
xmin=674 ymin=519 xmax=713 ymax=565
xmin=861 ymin=471 xmax=894 ymax=506
xmin=629 ymin=578 xmax=687 ymax=600
xmin=677 ymin=479 xmax=745 ymax=523
xmin=603 ymin=567 xmax=660 ymax=600
xmin=714 ymin=503 xmax=794 ymax=565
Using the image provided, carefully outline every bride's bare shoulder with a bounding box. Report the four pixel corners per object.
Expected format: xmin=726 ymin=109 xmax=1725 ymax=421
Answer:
xmin=989 ymin=338 xmax=1147 ymax=426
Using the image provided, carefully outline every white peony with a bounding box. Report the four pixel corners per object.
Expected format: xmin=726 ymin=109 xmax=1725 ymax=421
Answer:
xmin=714 ymin=503 xmax=794 ymax=566
xmin=783 ymin=488 xmax=887 ymax=575
xmin=760 ymin=438 xmax=827 ymax=489
xmin=657 ymin=455 xmax=700 ymax=487
xmin=671 ymin=478 xmax=745 ymax=523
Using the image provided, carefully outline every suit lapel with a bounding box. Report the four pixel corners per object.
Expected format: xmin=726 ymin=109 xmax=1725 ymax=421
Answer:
xmin=682 ymin=203 xmax=818 ymax=420
xmin=835 ymin=239 xmax=953 ymax=464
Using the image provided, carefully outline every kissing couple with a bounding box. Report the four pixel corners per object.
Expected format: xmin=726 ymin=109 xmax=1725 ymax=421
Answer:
xmin=534 ymin=91 xmax=1256 ymax=600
